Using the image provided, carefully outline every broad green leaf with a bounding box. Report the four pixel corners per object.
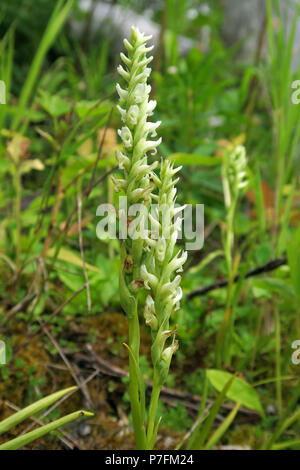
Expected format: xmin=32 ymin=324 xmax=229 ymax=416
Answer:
xmin=0 ymin=386 xmax=76 ymax=435
xmin=207 ymin=369 xmax=264 ymax=415
xmin=57 ymin=271 xmax=85 ymax=292
xmin=47 ymin=247 xmax=103 ymax=274
xmin=0 ymin=410 xmax=93 ymax=450
xmin=168 ymin=153 xmax=222 ymax=166
xmin=39 ymin=92 xmax=71 ymax=118
xmin=75 ymin=99 xmax=111 ymax=118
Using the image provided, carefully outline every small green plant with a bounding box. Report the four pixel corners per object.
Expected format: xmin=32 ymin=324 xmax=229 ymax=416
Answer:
xmin=0 ymin=386 xmax=92 ymax=450
xmin=217 ymin=144 xmax=249 ymax=366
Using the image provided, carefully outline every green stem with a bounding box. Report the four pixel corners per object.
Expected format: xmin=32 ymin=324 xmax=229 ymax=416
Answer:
xmin=275 ymin=304 xmax=282 ymax=416
xmin=223 ymin=282 xmax=234 ymax=364
xmin=128 ymin=314 xmax=147 ymax=450
xmin=15 ymin=165 xmax=21 ymax=270
xmin=225 ymin=199 xmax=236 ymax=275
xmin=217 ymin=197 xmax=237 ymax=367
xmin=146 ymin=369 xmax=161 ymax=448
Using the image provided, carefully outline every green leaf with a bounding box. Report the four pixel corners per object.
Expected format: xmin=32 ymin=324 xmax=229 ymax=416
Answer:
xmin=39 ymin=92 xmax=71 ymax=118
xmin=251 ymin=278 xmax=295 ymax=300
xmin=75 ymin=100 xmax=111 ymax=118
xmin=263 ymin=375 xmax=300 ymax=449
xmin=207 ymin=369 xmax=264 ymax=415
xmin=189 ymin=372 xmax=236 ymax=449
xmin=168 ymin=153 xmax=222 ymax=166
xmin=12 ymin=0 xmax=74 ymax=131
xmin=123 ymin=342 xmax=145 ymax=422
xmin=57 ymin=271 xmax=85 ymax=292
xmin=47 ymin=247 xmax=103 ymax=274
xmin=188 ymin=250 xmax=223 ymax=275
xmin=204 ymin=402 xmax=241 ymax=450
xmin=0 ymin=410 xmax=93 ymax=450
xmin=271 ymin=439 xmax=300 ymax=450
xmin=0 ymin=386 xmax=76 ymax=435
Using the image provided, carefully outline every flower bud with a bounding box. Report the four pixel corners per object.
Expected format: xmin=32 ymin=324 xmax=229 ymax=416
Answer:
xmin=116 ymin=83 xmax=128 ymax=101
xmin=158 ymin=339 xmax=179 ymax=384
xmin=143 ymin=295 xmax=158 ymax=330
xmin=117 ymin=64 xmax=130 ymax=81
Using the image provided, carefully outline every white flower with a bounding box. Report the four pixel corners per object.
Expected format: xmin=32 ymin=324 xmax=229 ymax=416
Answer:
xmin=160 ymin=275 xmax=182 ymax=296
xmin=140 ymin=264 xmax=158 ymax=289
xmin=143 ymin=137 xmax=162 ymax=155
xmin=116 ymin=83 xmax=128 ymax=101
xmin=118 ymin=126 xmax=133 ymax=149
xmin=165 ymin=250 xmax=187 ymax=277
xmin=131 ymin=83 xmax=146 ymax=104
xmin=116 ymin=150 xmax=130 ymax=170
xmin=146 ymin=100 xmax=157 ymax=116
xmin=156 ymin=238 xmax=166 ymax=262
xmin=117 ymin=105 xmax=126 ymax=123
xmin=172 ymin=287 xmax=183 ymax=311
xmin=161 ymin=340 xmax=178 ymax=363
xmin=145 ymin=121 xmax=161 ymax=138
xmin=127 ymin=105 xmax=139 ymax=127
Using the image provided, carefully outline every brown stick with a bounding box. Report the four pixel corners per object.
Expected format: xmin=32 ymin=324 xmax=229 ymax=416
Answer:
xmin=187 ymin=257 xmax=287 ymax=300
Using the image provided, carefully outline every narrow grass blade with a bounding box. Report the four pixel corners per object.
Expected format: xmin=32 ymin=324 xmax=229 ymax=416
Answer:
xmin=12 ymin=0 xmax=74 ymax=131
xmin=204 ymin=402 xmax=240 ymax=450
xmin=0 ymin=410 xmax=93 ymax=450
xmin=189 ymin=373 xmax=236 ymax=450
xmin=186 ymin=372 xmax=209 ymax=450
xmin=272 ymin=439 xmax=300 ymax=450
xmin=263 ymin=375 xmax=300 ymax=449
xmin=0 ymin=386 xmax=76 ymax=435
